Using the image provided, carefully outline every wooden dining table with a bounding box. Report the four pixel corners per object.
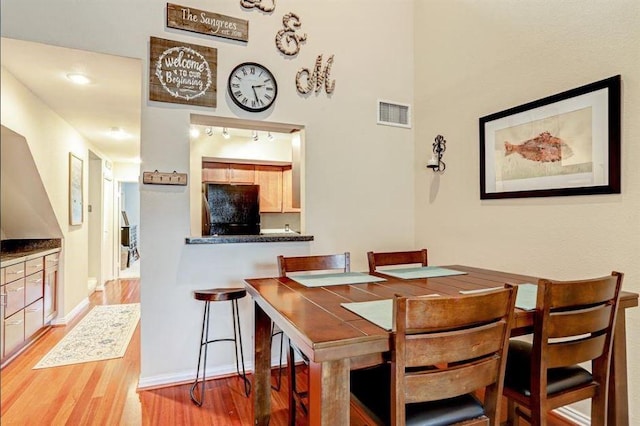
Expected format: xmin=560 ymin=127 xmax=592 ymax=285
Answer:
xmin=244 ymin=265 xmax=638 ymax=426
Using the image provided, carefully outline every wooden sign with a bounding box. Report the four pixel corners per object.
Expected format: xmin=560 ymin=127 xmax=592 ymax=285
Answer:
xmin=149 ymin=36 xmax=217 ymax=107
xmin=167 ymin=3 xmax=249 ymax=42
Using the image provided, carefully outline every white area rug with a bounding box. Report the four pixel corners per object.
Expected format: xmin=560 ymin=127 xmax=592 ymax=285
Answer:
xmin=33 ymin=303 xmax=140 ymax=369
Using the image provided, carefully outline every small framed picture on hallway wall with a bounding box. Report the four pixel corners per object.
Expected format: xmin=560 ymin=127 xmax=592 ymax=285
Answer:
xmin=69 ymin=152 xmax=83 ymax=225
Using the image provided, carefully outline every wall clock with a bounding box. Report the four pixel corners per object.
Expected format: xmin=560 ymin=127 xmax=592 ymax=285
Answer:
xmin=228 ymin=62 xmax=278 ymax=112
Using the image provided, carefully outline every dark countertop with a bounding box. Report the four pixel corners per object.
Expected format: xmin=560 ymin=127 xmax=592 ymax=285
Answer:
xmin=1 ymin=239 xmax=62 ymax=268
xmin=185 ymin=233 xmax=314 ymax=244
xmin=1 ymin=247 xmax=61 ymax=268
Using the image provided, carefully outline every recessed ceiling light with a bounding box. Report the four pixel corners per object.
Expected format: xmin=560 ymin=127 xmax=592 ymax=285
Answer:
xmin=66 ymin=73 xmax=91 ymax=85
xmin=190 ymin=127 xmax=200 ymax=138
xmin=222 ymin=128 xmax=230 ymax=139
xmin=109 ymin=127 xmax=128 ymax=140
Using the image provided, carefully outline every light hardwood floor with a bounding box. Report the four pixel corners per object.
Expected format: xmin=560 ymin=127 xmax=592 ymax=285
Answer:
xmin=0 ymin=278 xmax=304 ymax=426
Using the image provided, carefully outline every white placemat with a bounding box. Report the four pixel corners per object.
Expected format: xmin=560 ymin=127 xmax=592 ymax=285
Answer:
xmin=341 ymin=299 xmax=394 ymax=330
xmin=514 ymin=283 xmax=537 ymax=310
xmin=377 ymin=266 xmax=467 ymax=279
xmin=291 ymin=272 xmax=386 ymax=288
xmin=460 ymin=283 xmax=537 ymax=310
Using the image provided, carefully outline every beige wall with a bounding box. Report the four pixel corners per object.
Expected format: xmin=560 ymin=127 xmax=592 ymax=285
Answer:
xmin=414 ymin=1 xmax=640 ymax=422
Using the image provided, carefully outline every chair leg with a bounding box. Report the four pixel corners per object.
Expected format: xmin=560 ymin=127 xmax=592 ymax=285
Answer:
xmin=190 ymin=301 xmax=211 ymax=406
xmin=271 ymin=324 xmax=284 ymax=391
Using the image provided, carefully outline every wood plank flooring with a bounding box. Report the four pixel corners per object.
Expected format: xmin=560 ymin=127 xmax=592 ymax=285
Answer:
xmin=0 ymin=278 xmax=306 ymax=426
xmin=0 ymin=277 xmax=575 ymax=425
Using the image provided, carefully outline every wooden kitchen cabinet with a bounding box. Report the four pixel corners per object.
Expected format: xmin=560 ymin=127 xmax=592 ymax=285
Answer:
xmin=202 ymin=162 xmax=255 ymax=184
xmin=254 ymin=165 xmax=283 ymax=213
xmin=44 ymin=253 xmax=59 ymax=323
xmin=282 ymin=166 xmax=300 ymax=213
xmin=1 ymin=249 xmax=59 ymax=366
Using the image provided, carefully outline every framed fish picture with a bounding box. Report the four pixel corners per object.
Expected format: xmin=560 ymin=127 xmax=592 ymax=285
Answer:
xmin=479 ymin=75 xmax=621 ymax=199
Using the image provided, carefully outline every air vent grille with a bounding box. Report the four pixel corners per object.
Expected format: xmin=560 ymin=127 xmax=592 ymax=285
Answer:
xmin=377 ymin=100 xmax=411 ymax=128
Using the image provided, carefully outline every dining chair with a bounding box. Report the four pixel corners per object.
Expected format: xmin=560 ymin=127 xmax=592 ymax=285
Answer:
xmin=350 ymin=284 xmax=517 ymax=426
xmin=277 ymin=252 xmax=351 ymax=426
xmin=367 ymin=249 xmax=428 ymax=273
xmin=502 ymin=272 xmax=624 ymax=426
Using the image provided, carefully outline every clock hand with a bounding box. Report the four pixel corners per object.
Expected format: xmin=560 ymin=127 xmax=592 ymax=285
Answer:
xmin=252 ymin=86 xmax=259 ymax=102
xmin=252 ymin=84 xmax=265 ymax=88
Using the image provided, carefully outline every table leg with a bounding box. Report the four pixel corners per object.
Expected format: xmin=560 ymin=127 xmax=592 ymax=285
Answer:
xmin=608 ymin=310 xmax=629 ymax=426
xmin=308 ymin=358 xmax=350 ymax=426
xmin=254 ymin=302 xmax=271 ymax=426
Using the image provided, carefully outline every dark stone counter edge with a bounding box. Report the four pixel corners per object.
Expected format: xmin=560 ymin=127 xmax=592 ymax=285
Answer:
xmin=186 ymin=234 xmax=314 ymax=244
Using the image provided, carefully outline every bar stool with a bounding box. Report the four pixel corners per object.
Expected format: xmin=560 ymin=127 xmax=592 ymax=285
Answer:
xmin=190 ymin=288 xmax=251 ymax=406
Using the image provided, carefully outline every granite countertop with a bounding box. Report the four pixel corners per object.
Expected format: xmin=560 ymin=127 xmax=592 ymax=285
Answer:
xmin=1 ymin=247 xmax=61 ymax=268
xmin=1 ymin=239 xmax=62 ymax=268
xmin=186 ymin=233 xmax=314 ymax=244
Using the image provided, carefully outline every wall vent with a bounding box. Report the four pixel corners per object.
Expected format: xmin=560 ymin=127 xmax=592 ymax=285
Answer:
xmin=377 ymin=100 xmax=411 ymax=128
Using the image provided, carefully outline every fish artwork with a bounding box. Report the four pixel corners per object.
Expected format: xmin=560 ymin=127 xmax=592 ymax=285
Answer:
xmin=504 ymin=131 xmax=573 ymax=163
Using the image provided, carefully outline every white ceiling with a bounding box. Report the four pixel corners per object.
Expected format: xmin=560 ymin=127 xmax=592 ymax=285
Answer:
xmin=1 ymin=37 xmax=142 ymax=164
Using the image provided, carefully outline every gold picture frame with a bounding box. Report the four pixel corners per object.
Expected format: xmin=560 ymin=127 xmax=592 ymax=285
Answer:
xmin=69 ymin=153 xmax=83 ymax=225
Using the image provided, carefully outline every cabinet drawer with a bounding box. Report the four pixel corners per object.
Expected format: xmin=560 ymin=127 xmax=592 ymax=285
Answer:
xmin=4 ymin=278 xmax=26 ymax=317
xmin=25 ymin=258 xmax=44 ymax=275
xmin=25 ymin=272 xmax=44 ymax=306
xmin=45 ymin=253 xmax=59 ymax=269
xmin=4 ymin=310 xmax=25 ymax=356
xmin=4 ymin=262 xmax=25 ymax=284
xmin=25 ymin=299 xmax=44 ymax=339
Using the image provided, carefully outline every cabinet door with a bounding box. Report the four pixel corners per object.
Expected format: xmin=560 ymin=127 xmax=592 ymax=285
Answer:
xmin=4 ymin=310 xmax=25 ymax=356
xmin=255 ymin=166 xmax=283 ymax=213
xmin=4 ymin=263 xmax=25 ymax=284
xmin=202 ymin=162 xmax=229 ymax=183
xmin=229 ymin=164 xmax=255 ymax=184
xmin=5 ymin=278 xmax=25 ymax=318
xmin=25 ymin=299 xmax=44 ymax=339
xmin=282 ymin=166 xmax=300 ymax=213
xmin=25 ymin=271 xmax=43 ymax=306
xmin=44 ymin=265 xmax=58 ymax=322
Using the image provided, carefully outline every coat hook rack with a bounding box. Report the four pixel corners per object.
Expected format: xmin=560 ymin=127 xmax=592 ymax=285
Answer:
xmin=143 ymin=170 xmax=188 ymax=186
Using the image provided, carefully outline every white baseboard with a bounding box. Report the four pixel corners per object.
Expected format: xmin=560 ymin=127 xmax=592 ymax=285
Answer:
xmin=554 ymin=407 xmax=590 ymax=426
xmin=50 ymin=297 xmax=89 ymax=326
xmin=88 ymin=277 xmax=97 ymax=294
xmin=137 ymin=355 xmax=290 ymax=390
xmin=138 ymin=360 xmax=256 ymax=390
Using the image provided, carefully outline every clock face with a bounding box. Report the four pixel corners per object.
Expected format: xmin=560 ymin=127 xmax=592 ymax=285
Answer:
xmin=228 ymin=62 xmax=278 ymax=112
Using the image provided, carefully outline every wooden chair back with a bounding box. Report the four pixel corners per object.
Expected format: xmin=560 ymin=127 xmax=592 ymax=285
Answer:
xmin=367 ymin=249 xmax=428 ymax=273
xmin=277 ymin=252 xmax=350 ymax=277
xmin=523 ymin=271 xmax=623 ymax=422
xmin=392 ymin=284 xmax=517 ymax=426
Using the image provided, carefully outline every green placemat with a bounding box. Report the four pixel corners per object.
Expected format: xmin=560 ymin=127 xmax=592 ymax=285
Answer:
xmin=291 ymin=272 xmax=386 ymax=288
xmin=341 ymin=299 xmax=393 ymax=330
xmin=377 ymin=266 xmax=467 ymax=279
xmin=515 ymin=283 xmax=537 ymax=310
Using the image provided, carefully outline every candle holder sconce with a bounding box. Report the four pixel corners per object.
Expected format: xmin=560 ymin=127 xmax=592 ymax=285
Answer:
xmin=426 ymin=135 xmax=446 ymax=172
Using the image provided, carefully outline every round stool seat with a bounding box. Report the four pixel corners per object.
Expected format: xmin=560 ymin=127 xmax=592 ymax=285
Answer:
xmin=193 ymin=288 xmax=246 ymax=302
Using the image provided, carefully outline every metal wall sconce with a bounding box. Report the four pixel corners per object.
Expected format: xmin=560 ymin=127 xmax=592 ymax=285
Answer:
xmin=426 ymin=134 xmax=446 ymax=172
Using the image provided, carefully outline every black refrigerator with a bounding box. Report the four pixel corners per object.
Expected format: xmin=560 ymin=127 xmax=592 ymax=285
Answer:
xmin=203 ymin=184 xmax=261 ymax=235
